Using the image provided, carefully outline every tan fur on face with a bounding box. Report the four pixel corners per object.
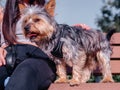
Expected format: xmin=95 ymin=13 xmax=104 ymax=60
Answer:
xmin=22 ymin=14 xmax=54 ymax=42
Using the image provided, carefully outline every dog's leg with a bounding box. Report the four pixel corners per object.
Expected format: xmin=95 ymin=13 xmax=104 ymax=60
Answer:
xmin=69 ymin=51 xmax=87 ymax=86
xmin=97 ymin=51 xmax=114 ymax=83
xmin=80 ymin=67 xmax=92 ymax=83
xmin=54 ymin=61 xmax=68 ymax=83
xmin=80 ymin=56 xmax=96 ymax=83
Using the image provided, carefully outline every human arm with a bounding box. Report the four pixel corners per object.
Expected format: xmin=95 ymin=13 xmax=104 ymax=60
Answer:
xmin=73 ymin=24 xmax=91 ymax=30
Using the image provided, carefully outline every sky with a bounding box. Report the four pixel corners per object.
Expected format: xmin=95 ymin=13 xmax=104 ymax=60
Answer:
xmin=0 ymin=0 xmax=104 ymax=29
xmin=55 ymin=0 xmax=104 ymax=29
xmin=0 ymin=0 xmax=6 ymax=8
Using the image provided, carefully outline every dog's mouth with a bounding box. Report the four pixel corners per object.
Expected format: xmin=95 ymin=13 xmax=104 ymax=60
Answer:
xmin=26 ymin=32 xmax=38 ymax=40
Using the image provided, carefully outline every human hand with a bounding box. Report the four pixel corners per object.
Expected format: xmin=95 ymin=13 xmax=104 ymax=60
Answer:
xmin=74 ymin=24 xmax=91 ymax=30
xmin=0 ymin=47 xmax=7 ymax=66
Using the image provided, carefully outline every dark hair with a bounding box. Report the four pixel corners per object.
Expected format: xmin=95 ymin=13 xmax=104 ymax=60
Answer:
xmin=2 ymin=0 xmax=45 ymax=45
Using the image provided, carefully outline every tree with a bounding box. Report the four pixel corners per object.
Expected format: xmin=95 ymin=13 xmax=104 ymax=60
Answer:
xmin=96 ymin=0 xmax=120 ymax=32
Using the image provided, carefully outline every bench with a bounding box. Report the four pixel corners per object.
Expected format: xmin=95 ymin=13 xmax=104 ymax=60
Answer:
xmin=49 ymin=32 xmax=120 ymax=90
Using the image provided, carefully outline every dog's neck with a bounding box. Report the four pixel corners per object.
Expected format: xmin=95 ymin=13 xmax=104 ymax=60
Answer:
xmin=34 ymin=24 xmax=65 ymax=58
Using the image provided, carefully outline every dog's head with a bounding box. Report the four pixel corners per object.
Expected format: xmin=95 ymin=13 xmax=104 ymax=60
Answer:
xmin=16 ymin=0 xmax=56 ymax=42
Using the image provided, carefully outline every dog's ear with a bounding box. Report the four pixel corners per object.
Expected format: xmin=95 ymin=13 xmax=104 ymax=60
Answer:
xmin=45 ymin=0 xmax=56 ymax=17
xmin=19 ymin=3 xmax=28 ymax=13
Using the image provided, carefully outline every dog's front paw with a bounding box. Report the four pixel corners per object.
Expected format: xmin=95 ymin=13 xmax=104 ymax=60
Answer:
xmin=68 ymin=79 xmax=80 ymax=86
xmin=54 ymin=78 xmax=68 ymax=83
xmin=100 ymin=77 xmax=115 ymax=83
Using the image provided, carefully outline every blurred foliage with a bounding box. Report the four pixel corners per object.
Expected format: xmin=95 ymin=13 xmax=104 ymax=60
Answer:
xmin=66 ymin=74 xmax=120 ymax=83
xmin=113 ymin=75 xmax=120 ymax=82
xmin=96 ymin=0 xmax=120 ymax=32
xmin=88 ymin=75 xmax=120 ymax=83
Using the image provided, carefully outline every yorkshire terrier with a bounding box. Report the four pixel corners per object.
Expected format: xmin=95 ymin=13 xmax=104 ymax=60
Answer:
xmin=16 ymin=0 xmax=114 ymax=86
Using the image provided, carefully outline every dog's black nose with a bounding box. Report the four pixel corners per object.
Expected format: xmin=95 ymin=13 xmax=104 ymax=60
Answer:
xmin=24 ymin=25 xmax=30 ymax=32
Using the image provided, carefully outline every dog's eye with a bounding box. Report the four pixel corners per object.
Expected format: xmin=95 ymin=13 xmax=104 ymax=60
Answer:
xmin=34 ymin=19 xmax=40 ymax=22
xmin=24 ymin=20 xmax=27 ymax=23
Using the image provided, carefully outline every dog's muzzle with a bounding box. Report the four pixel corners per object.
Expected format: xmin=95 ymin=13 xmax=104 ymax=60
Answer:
xmin=24 ymin=25 xmax=38 ymax=40
xmin=24 ymin=24 xmax=31 ymax=32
